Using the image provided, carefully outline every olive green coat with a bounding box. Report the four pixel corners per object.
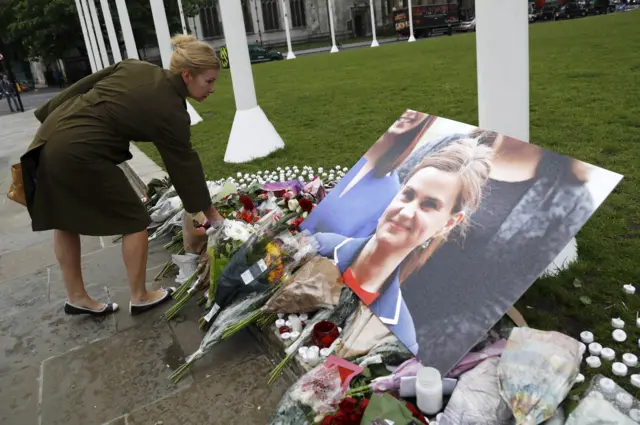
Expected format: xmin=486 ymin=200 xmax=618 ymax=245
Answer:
xmin=21 ymin=59 xmax=211 ymax=236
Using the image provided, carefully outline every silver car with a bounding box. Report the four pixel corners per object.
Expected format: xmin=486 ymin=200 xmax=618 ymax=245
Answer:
xmin=457 ymin=18 xmax=476 ymax=32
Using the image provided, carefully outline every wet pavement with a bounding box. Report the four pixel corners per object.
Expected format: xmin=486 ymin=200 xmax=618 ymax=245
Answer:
xmin=0 ymin=112 xmax=290 ymax=424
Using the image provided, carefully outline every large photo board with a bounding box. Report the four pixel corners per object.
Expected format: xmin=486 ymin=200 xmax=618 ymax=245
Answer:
xmin=300 ymin=110 xmax=623 ymax=373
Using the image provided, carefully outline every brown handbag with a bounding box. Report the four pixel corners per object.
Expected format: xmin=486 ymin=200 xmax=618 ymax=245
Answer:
xmin=7 ymin=163 xmax=27 ymax=207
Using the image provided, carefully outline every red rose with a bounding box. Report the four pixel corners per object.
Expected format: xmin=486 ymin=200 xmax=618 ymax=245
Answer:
xmin=339 ymin=397 xmax=358 ymax=411
xmin=298 ymin=197 xmax=314 ymax=212
xmin=321 ymin=415 xmax=334 ymax=425
xmin=239 ymin=195 xmax=255 ymax=210
xmin=405 ymin=402 xmax=427 ymax=424
xmin=359 ymin=398 xmax=370 ymax=411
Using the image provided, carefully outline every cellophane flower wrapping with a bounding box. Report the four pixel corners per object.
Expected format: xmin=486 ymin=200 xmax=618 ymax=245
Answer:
xmin=290 ymin=362 xmax=345 ymax=420
xmin=336 ymin=302 xmax=393 ymax=359
xmin=440 ymin=357 xmax=514 ymax=425
xmin=262 ymin=256 xmax=344 ymax=314
xmin=564 ymin=374 xmax=639 ymax=425
xmin=497 ymin=327 xmax=582 ymax=425
xmin=205 ymin=219 xmax=256 ymax=308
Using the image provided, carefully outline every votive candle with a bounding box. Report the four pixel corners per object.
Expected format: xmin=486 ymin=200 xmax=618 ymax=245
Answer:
xmin=613 ymin=362 xmax=628 ymax=377
xmin=574 ymin=373 xmax=585 ymax=384
xmin=623 ymin=353 xmax=638 ymax=367
xmin=616 ymin=393 xmax=633 ymax=409
xmin=589 ymin=343 xmax=603 ymax=356
xmin=624 ymin=284 xmax=636 ymax=294
xmin=613 ymin=329 xmax=627 ymax=342
xmin=580 ymin=331 xmax=594 ymax=344
xmin=631 ymin=374 xmax=640 ymax=388
xmin=611 ymin=317 xmax=625 ymax=329
xmin=599 ymin=377 xmax=616 ymax=393
xmin=586 ymin=356 xmax=602 ymax=368
xmin=601 ymin=347 xmax=615 ymax=361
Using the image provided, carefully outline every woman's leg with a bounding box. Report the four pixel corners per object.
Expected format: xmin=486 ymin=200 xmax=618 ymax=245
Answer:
xmin=122 ymin=230 xmax=168 ymax=305
xmin=54 ymin=229 xmax=104 ymax=310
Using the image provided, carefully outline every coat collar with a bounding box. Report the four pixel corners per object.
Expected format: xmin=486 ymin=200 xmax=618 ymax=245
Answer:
xmin=333 ymin=236 xmax=403 ymax=326
xmin=167 ymin=70 xmax=190 ymax=100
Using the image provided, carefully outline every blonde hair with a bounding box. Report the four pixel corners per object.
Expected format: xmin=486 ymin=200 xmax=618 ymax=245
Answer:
xmin=399 ymin=138 xmax=493 ymax=282
xmin=170 ymin=34 xmax=220 ymax=76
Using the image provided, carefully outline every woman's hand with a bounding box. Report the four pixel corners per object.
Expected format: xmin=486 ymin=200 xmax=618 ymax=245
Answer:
xmin=204 ymin=204 xmax=224 ymax=224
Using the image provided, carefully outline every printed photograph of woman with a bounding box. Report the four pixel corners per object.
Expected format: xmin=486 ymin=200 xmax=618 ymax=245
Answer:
xmin=314 ymin=139 xmax=493 ymax=355
xmin=299 ymin=110 xmax=436 ymax=238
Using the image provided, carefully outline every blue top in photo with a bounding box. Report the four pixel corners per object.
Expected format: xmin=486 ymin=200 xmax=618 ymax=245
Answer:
xmin=300 ymin=157 xmax=401 ymax=238
xmin=314 ymin=232 xmax=419 ymax=355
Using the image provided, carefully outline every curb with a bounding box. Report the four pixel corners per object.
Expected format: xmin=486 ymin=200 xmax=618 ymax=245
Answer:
xmin=122 ymin=143 xmax=168 ymax=197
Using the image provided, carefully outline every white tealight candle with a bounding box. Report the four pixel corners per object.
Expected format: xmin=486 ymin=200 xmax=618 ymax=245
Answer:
xmin=611 ymin=317 xmax=625 ymax=329
xmin=616 ymin=393 xmax=633 ymax=409
xmin=574 ymin=373 xmax=585 ymax=384
xmin=298 ymin=313 xmax=308 ymax=321
xmin=275 ymin=319 xmax=286 ymax=328
xmin=623 ymin=353 xmax=638 ymax=367
xmin=320 ymin=348 xmax=331 ymax=357
xmin=586 ymin=356 xmax=602 ymax=368
xmin=637 ymin=317 xmax=640 ymax=328
xmin=277 ymin=312 xmax=285 ymax=319
xmin=601 ymin=347 xmax=615 ymax=361
xmin=613 ymin=362 xmax=628 ymax=377
xmin=623 ymin=284 xmax=635 ymax=294
xmin=599 ymin=377 xmax=616 ymax=393
xmin=613 ymin=329 xmax=627 ymax=342
xmin=580 ymin=331 xmax=594 ymax=344
xmin=630 ymin=409 xmax=640 ymax=422
xmin=632 ymin=374 xmax=640 ymax=388
xmin=589 ymin=342 xmax=603 ymax=356
xmin=579 ymin=342 xmax=587 ymax=356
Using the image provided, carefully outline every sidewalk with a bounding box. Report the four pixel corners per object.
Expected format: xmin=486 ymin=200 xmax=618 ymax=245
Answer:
xmin=0 ymin=112 xmax=290 ymax=425
xmin=295 ymin=37 xmax=399 ymax=56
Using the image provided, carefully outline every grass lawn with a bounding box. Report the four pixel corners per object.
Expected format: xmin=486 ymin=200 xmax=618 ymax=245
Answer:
xmin=140 ymin=12 xmax=640 ymax=396
xmin=267 ymin=35 xmax=382 ymax=52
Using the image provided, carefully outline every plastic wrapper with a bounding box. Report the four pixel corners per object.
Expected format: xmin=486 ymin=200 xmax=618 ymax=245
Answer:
xmin=210 ymin=229 xmax=319 ymax=315
xmin=171 ymin=253 xmax=200 ymax=284
xmin=440 ymin=358 xmax=514 ymax=425
xmin=263 ymin=256 xmax=343 ymax=314
xmin=368 ymin=358 xmax=422 ymax=393
xmin=497 ymin=327 xmax=582 ymax=425
xmin=336 ymin=302 xmax=392 ymax=359
xmin=149 ymin=195 xmax=183 ymax=222
xmin=564 ymin=374 xmax=640 ymax=425
xmin=290 ymin=361 xmax=345 ymax=421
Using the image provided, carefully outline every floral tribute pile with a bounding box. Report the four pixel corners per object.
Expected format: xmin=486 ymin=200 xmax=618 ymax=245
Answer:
xmin=138 ymin=165 xmax=634 ymax=425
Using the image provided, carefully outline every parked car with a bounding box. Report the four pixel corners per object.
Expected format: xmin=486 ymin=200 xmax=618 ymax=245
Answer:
xmin=555 ymin=2 xmax=587 ymax=19
xmin=537 ymin=5 xmax=558 ymax=20
xmin=218 ymin=43 xmax=283 ymax=69
xmin=584 ymin=0 xmax=610 ymax=14
xmin=457 ymin=18 xmax=475 ymax=32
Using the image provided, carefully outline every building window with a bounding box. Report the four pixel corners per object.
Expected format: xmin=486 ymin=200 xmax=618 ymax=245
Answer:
xmin=200 ymin=0 xmax=223 ymax=38
xmin=289 ymin=0 xmax=306 ymax=27
xmin=242 ymin=0 xmax=254 ymax=33
xmin=261 ymin=0 xmax=281 ymax=31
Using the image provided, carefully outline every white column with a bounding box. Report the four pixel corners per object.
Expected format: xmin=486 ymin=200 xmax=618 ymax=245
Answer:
xmin=218 ymin=0 xmax=285 ymax=163
xmin=177 ymin=0 xmax=188 ymax=34
xmin=327 ymin=0 xmax=339 ymax=53
xmin=369 ymin=0 xmax=378 ymax=47
xmin=100 ymin=0 xmax=122 ymax=63
xmin=281 ymin=0 xmax=296 ymax=59
xmin=75 ymin=0 xmax=97 ymax=72
xmin=87 ymin=0 xmax=110 ymax=66
xmin=475 ymin=0 xmax=577 ymax=275
xmin=407 ymin=0 xmax=415 ymax=42
xmin=80 ymin=0 xmax=103 ymax=69
xmin=115 ymin=0 xmax=139 ymax=59
xmin=476 ymin=0 xmax=528 ymax=142
xmin=149 ymin=0 xmax=203 ymax=126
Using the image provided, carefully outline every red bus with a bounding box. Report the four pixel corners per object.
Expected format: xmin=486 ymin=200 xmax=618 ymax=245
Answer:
xmin=393 ymin=3 xmax=459 ymax=38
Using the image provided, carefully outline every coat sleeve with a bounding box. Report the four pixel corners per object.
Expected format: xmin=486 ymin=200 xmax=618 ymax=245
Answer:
xmin=34 ymin=64 xmax=119 ymax=123
xmin=153 ymin=109 xmax=212 ymax=214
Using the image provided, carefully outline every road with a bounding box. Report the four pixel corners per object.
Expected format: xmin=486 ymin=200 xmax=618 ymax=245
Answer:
xmin=0 ymin=88 xmax=61 ymax=117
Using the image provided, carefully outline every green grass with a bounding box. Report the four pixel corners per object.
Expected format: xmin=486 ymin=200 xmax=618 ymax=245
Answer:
xmin=266 ymin=36 xmax=379 ymax=52
xmin=140 ymin=12 xmax=640 ymax=396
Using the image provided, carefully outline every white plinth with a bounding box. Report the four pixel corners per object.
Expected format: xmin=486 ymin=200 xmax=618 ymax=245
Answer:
xmin=286 ymin=51 xmax=296 ymax=60
xmin=187 ymin=102 xmax=203 ymax=126
xmin=224 ymin=106 xmax=285 ymax=163
xmin=330 ymin=45 xmax=339 ymax=53
xmin=371 ymin=40 xmax=379 ymax=48
xmin=542 ymin=238 xmax=579 ymax=277
xmin=408 ymin=35 xmax=416 ymax=42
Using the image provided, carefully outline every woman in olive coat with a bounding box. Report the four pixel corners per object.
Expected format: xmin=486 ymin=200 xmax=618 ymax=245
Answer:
xmin=21 ymin=35 xmax=224 ymax=316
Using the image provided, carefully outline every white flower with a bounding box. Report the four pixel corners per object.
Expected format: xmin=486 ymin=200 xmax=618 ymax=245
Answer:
xmin=277 ymin=167 xmax=282 ymax=170
xmin=342 ymin=167 xmax=348 ymax=172
xmin=239 ymin=178 xmax=245 ymax=183
xmin=301 ymin=170 xmax=307 ymax=176
xmin=257 ymin=171 xmax=262 ymax=175
xmin=336 ymin=165 xmax=341 ymax=170
xmin=285 ymin=166 xmax=290 ymax=170
xmin=241 ymin=183 xmax=247 ymax=189
xmin=302 ymin=211 xmax=309 ymax=219
xmin=322 ymin=172 xmax=328 ymax=177
xmin=318 ymin=167 xmax=323 ymax=173
xmin=237 ymin=172 xmax=242 ymax=177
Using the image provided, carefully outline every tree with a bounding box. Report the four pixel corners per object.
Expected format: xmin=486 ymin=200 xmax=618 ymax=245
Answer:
xmin=7 ymin=0 xmax=81 ymax=64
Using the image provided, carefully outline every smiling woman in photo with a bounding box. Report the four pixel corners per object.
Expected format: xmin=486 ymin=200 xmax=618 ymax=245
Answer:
xmin=300 ymin=110 xmax=436 ymax=238
xmin=314 ymin=139 xmax=493 ymax=354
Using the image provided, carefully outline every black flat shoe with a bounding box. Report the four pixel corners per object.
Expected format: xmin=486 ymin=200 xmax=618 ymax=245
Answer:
xmin=129 ymin=287 xmax=175 ymax=316
xmin=64 ymin=301 xmax=119 ymax=316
